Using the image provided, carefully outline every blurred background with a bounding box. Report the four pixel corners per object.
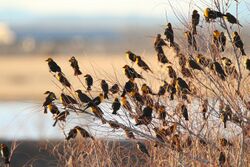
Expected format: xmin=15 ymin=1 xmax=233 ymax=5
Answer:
xmin=0 ymin=0 xmax=250 ymax=140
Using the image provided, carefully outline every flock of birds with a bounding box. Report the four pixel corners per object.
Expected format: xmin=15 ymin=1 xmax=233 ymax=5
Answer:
xmin=1 ymin=7 xmax=249 ymax=166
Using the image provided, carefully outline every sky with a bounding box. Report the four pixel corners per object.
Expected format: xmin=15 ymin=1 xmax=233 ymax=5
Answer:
xmin=0 ymin=0 xmax=249 ymax=24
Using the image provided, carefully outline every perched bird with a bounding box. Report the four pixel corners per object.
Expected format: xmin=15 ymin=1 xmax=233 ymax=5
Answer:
xmin=0 ymin=144 xmax=10 ymax=164
xmin=60 ymin=93 xmax=77 ymax=107
xmin=84 ymin=74 xmax=93 ymax=91
xmin=185 ymin=31 xmax=197 ymax=51
xmin=245 ymin=58 xmax=250 ymax=72
xmin=135 ymin=105 xmax=153 ymax=126
xmin=233 ymin=32 xmax=246 ymax=56
xmin=126 ymin=51 xmax=137 ymax=63
xmin=221 ymin=57 xmax=232 ymax=67
xmin=121 ymin=80 xmax=136 ymax=96
xmin=219 ymin=151 xmax=226 ymax=167
xmin=192 ymin=10 xmax=200 ymax=34
xmin=83 ymin=93 xmax=104 ymax=111
xmin=46 ymin=58 xmax=62 ymax=73
xmin=135 ymin=56 xmax=153 ymax=73
xmin=123 ymin=65 xmax=144 ymax=80
xmin=196 ymin=54 xmax=210 ymax=67
xmin=130 ymin=90 xmax=145 ymax=106
xmin=112 ymin=98 xmax=121 ymax=114
xmin=69 ymin=56 xmax=82 ymax=76
xmin=101 ymin=80 xmax=109 ymax=99
xmin=57 ymin=72 xmax=71 ymax=88
xmin=213 ymin=30 xmax=220 ymax=48
xmin=219 ymin=32 xmax=226 ymax=52
xmin=90 ymin=106 xmax=105 ymax=124
xmin=66 ymin=126 xmax=94 ymax=140
xmin=109 ymin=84 xmax=120 ymax=94
xmin=178 ymin=53 xmax=187 ymax=67
xmin=167 ymin=81 xmax=177 ymax=100
xmin=176 ymin=77 xmax=191 ymax=93
xmin=188 ymin=57 xmax=202 ymax=71
xmin=158 ymin=105 xmax=166 ymax=124
xmin=181 ymin=104 xmax=189 ymax=121
xmin=181 ymin=66 xmax=193 ymax=78
xmin=75 ymin=90 xmax=91 ymax=103
xmin=164 ymin=23 xmax=174 ymax=47
xmin=107 ymin=120 xmax=120 ymax=129
xmin=42 ymin=91 xmax=56 ymax=113
xmin=121 ymin=96 xmax=134 ymax=117
xmin=154 ymin=34 xmax=170 ymax=64
xmin=53 ymin=111 xmax=69 ymax=127
xmin=204 ymin=8 xmax=225 ymax=22
xmin=141 ymin=83 xmax=155 ymax=96
xmin=224 ymin=12 xmax=242 ymax=27
xmin=47 ymin=103 xmax=60 ymax=115
xmin=211 ymin=62 xmax=227 ymax=81
xmin=136 ymin=142 xmax=150 ymax=157
xmin=124 ymin=128 xmax=135 ymax=139
xmin=167 ymin=66 xmax=177 ymax=79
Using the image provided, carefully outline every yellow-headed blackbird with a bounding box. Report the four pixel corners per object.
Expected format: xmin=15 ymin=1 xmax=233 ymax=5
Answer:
xmin=48 ymin=103 xmax=60 ymax=115
xmin=121 ymin=80 xmax=136 ymax=97
xmin=123 ymin=65 xmax=144 ymax=80
xmin=178 ymin=53 xmax=187 ymax=67
xmin=141 ymin=83 xmax=155 ymax=96
xmin=181 ymin=66 xmax=193 ymax=78
xmin=0 ymin=144 xmax=10 ymax=164
xmin=112 ymin=97 xmax=121 ymax=115
xmin=60 ymin=93 xmax=77 ymax=107
xmin=136 ymin=142 xmax=150 ymax=157
xmin=219 ymin=151 xmax=226 ymax=166
xmin=84 ymin=74 xmax=93 ymax=91
xmin=192 ymin=10 xmax=200 ymax=34
xmin=57 ymin=72 xmax=71 ymax=88
xmin=66 ymin=127 xmax=77 ymax=140
xmin=46 ymin=58 xmax=62 ymax=73
xmin=233 ymin=32 xmax=246 ymax=55
xmin=167 ymin=80 xmax=177 ymax=100
xmin=157 ymin=81 xmax=169 ymax=96
xmin=212 ymin=62 xmax=226 ymax=81
xmin=245 ymin=58 xmax=250 ymax=72
xmin=164 ymin=23 xmax=174 ymax=47
xmin=181 ymin=104 xmax=189 ymax=121
xmin=188 ymin=57 xmax=202 ymax=70
xmin=107 ymin=120 xmax=120 ymax=129
xmin=101 ymin=80 xmax=109 ymax=99
xmin=124 ymin=128 xmax=135 ymax=139
xmin=196 ymin=54 xmax=210 ymax=67
xmin=83 ymin=93 xmax=104 ymax=111
xmin=75 ymin=90 xmax=91 ymax=103
xmin=136 ymin=56 xmax=153 ymax=73
xmin=53 ymin=111 xmax=69 ymax=127
xmin=176 ymin=77 xmax=191 ymax=93
xmin=158 ymin=105 xmax=166 ymax=124
xmin=220 ymin=138 xmax=233 ymax=147
xmin=130 ymin=90 xmax=145 ymax=106
xmin=219 ymin=32 xmax=226 ymax=52
xmin=221 ymin=57 xmax=232 ymax=67
xmin=225 ymin=12 xmax=242 ymax=27
xmin=42 ymin=91 xmax=56 ymax=113
xmin=109 ymin=84 xmax=120 ymax=94
xmin=167 ymin=66 xmax=177 ymax=79
xmin=154 ymin=34 xmax=170 ymax=64
xmin=135 ymin=105 xmax=153 ymax=126
xmin=213 ymin=30 xmax=220 ymax=48
xmin=185 ymin=31 xmax=197 ymax=50
xmin=91 ymin=106 xmax=106 ymax=124
xmin=66 ymin=126 xmax=94 ymax=140
xmin=201 ymin=99 xmax=208 ymax=120
xmin=69 ymin=56 xmax=82 ymax=76
xmin=204 ymin=8 xmax=225 ymax=22
xmin=121 ymin=96 xmax=134 ymax=117
xmin=126 ymin=51 xmax=137 ymax=63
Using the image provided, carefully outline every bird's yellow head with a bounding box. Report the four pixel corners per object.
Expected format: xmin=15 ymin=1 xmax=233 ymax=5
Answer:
xmin=213 ymin=30 xmax=220 ymax=39
xmin=233 ymin=31 xmax=238 ymax=37
xmin=204 ymin=8 xmax=210 ymax=17
xmin=46 ymin=58 xmax=53 ymax=62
